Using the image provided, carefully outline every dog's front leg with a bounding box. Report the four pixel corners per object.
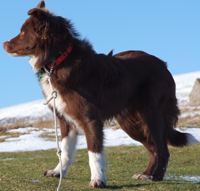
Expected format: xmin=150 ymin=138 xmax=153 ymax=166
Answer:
xmin=44 ymin=117 xmax=77 ymax=178
xmin=84 ymin=119 xmax=107 ymax=188
xmin=88 ymin=150 xmax=106 ymax=188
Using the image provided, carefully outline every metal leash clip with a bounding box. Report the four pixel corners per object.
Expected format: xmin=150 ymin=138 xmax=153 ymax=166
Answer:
xmin=43 ymin=90 xmax=57 ymax=105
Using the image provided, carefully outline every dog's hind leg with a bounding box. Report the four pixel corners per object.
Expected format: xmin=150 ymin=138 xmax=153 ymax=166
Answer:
xmin=116 ymin=110 xmax=152 ymax=179
xmin=143 ymin=109 xmax=170 ymax=181
xmin=116 ymin=109 xmax=162 ymax=180
xmin=44 ymin=116 xmax=77 ymax=178
xmin=84 ymin=118 xmax=107 ymax=188
xmin=133 ymin=142 xmax=157 ymax=180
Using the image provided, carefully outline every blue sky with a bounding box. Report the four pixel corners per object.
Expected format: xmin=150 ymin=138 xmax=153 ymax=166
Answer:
xmin=0 ymin=0 xmax=200 ymax=108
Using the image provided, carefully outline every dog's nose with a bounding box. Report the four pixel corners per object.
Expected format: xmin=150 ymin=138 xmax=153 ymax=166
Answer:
xmin=3 ymin=41 xmax=9 ymax=51
xmin=3 ymin=42 xmax=7 ymax=49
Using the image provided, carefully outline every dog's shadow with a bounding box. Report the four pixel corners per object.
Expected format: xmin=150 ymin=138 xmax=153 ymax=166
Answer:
xmin=106 ymin=183 xmax=150 ymax=189
xmin=105 ymin=180 xmax=190 ymax=190
xmin=105 ymin=181 xmax=154 ymax=190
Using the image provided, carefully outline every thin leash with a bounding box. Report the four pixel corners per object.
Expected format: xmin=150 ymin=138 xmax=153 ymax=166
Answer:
xmin=41 ymin=43 xmax=73 ymax=191
xmin=43 ymin=63 xmax=63 ymax=191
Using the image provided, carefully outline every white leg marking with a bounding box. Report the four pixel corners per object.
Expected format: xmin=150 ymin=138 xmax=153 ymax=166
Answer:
xmin=45 ymin=129 xmax=77 ymax=177
xmin=88 ymin=150 xmax=107 ymax=187
xmin=54 ymin=130 xmax=77 ymax=177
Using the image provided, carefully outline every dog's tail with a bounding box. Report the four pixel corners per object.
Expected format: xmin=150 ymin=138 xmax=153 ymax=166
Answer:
xmin=167 ymin=129 xmax=199 ymax=147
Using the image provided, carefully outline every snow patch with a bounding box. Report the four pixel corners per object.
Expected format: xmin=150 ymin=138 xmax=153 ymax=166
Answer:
xmin=173 ymin=71 xmax=200 ymax=106
xmin=165 ymin=174 xmax=200 ymax=184
xmin=8 ymin=127 xmax=38 ymax=134
xmin=1 ymin=158 xmax=16 ymax=161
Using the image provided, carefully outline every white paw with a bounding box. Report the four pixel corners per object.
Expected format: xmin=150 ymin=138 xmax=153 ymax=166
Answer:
xmin=44 ymin=170 xmax=60 ymax=178
xmin=89 ymin=179 xmax=107 ymax=188
xmin=132 ymin=173 xmax=153 ymax=180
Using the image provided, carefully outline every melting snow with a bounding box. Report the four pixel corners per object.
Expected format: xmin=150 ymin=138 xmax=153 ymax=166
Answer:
xmin=165 ymin=174 xmax=200 ymax=184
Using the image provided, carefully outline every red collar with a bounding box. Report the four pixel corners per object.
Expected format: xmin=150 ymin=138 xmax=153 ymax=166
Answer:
xmin=46 ymin=43 xmax=73 ymax=72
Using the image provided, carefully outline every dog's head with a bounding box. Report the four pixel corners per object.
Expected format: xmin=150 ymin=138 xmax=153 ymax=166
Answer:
xmin=3 ymin=1 xmax=77 ymax=71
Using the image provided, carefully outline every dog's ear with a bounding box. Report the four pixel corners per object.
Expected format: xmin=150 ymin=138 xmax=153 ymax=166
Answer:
xmin=108 ymin=50 xmax=113 ymax=57
xmin=28 ymin=1 xmax=46 ymax=19
xmin=37 ymin=1 xmax=45 ymax=9
xmin=28 ymin=8 xmax=46 ymax=20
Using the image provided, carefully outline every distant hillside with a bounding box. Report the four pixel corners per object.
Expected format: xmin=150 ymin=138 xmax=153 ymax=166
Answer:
xmin=0 ymin=100 xmax=53 ymax=129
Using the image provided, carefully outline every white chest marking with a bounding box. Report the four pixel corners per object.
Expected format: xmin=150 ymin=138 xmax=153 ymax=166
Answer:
xmin=40 ymin=74 xmax=67 ymax=115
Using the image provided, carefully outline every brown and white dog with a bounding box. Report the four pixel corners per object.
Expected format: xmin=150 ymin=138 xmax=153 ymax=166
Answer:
xmin=3 ymin=1 xmax=198 ymax=188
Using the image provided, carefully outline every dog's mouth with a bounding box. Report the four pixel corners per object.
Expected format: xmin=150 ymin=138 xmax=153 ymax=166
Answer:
xmin=10 ymin=43 xmax=37 ymax=56
xmin=16 ymin=50 xmax=25 ymax=55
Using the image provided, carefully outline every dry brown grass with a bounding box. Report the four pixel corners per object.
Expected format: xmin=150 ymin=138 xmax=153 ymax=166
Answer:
xmin=177 ymin=115 xmax=200 ymax=128
xmin=103 ymin=120 xmax=117 ymax=128
xmin=33 ymin=120 xmax=54 ymax=129
xmin=0 ymin=120 xmax=54 ymax=131
xmin=177 ymin=106 xmax=200 ymax=128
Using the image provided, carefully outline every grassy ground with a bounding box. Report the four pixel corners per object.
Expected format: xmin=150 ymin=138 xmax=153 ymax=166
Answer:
xmin=0 ymin=145 xmax=200 ymax=191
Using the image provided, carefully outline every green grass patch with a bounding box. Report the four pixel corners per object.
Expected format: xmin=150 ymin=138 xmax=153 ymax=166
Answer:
xmin=0 ymin=145 xmax=200 ymax=191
